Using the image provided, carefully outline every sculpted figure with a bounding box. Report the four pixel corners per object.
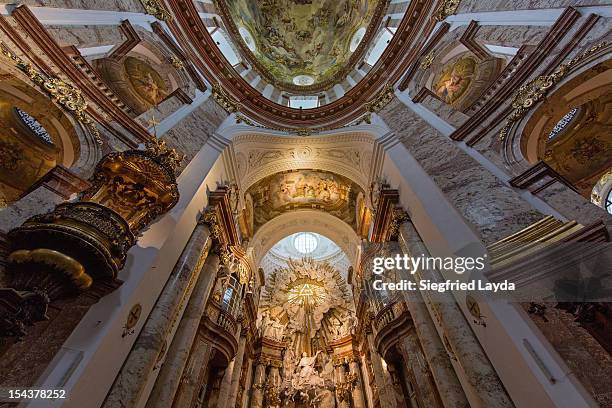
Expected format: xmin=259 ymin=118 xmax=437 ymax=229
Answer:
xmin=292 ymin=351 xmax=321 ymax=389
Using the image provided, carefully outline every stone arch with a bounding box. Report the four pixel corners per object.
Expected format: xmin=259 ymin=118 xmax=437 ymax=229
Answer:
xmin=0 ymin=69 xmax=99 ymax=204
xmin=250 ymin=210 xmax=361 ymax=269
xmin=508 ymin=55 xmax=612 ymax=197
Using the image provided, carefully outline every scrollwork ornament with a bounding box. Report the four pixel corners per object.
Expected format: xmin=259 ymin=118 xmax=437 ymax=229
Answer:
xmin=170 ymin=56 xmax=184 ymax=70
xmin=388 ymin=208 xmax=409 ymax=239
xmin=420 ymin=51 xmax=435 ymax=70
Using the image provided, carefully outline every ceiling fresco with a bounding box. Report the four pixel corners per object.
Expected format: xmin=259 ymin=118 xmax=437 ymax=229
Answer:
xmin=216 ymin=0 xmax=387 ymax=91
xmin=244 ymin=170 xmax=363 ymax=233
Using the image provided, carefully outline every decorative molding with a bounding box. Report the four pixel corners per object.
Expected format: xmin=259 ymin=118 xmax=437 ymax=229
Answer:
xmin=459 ymin=21 xmax=490 ymax=61
xmin=398 ymin=22 xmax=450 ymax=91
xmin=211 ymin=0 xmax=391 ymax=93
xmin=19 ymin=165 xmax=92 ymax=200
xmin=11 ymin=6 xmax=151 ymax=143
xmin=212 ymin=83 xmax=241 ymax=113
xmin=109 ymin=20 xmax=141 ymax=61
xmin=499 ymin=41 xmax=609 ymax=141
xmin=151 ymin=22 xmax=207 ymax=91
xmin=165 ymin=0 xmax=436 ymax=129
xmin=369 ymin=188 xmax=401 ymax=243
xmin=450 ymin=7 xmax=581 ymax=143
xmin=364 ymin=83 xmax=395 ymax=113
xmin=419 ymin=50 xmax=435 ymax=70
xmin=170 ymin=55 xmax=184 ymax=70
xmin=412 ymin=87 xmax=440 ymax=103
xmin=508 ymin=161 xmax=579 ymax=195
xmin=164 ymin=87 xmax=193 ymax=104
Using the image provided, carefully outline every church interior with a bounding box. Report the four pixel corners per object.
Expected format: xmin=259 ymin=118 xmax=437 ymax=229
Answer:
xmin=0 ymin=0 xmax=611 ymax=407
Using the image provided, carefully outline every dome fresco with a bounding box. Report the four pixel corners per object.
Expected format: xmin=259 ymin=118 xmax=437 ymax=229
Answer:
xmin=216 ymin=0 xmax=386 ymax=91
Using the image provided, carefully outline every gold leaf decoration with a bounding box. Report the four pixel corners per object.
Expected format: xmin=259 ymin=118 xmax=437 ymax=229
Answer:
xmin=140 ymin=0 xmax=172 ymax=21
xmin=364 ymin=83 xmax=395 ymax=113
xmin=420 ymin=51 xmax=435 ymax=70
xmin=212 ymin=83 xmax=241 ymax=113
xmin=434 ymin=0 xmax=461 ymax=21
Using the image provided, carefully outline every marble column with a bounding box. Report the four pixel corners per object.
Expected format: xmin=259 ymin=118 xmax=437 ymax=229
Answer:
xmin=336 ymin=364 xmax=350 ymax=408
xmin=171 ymin=339 xmax=212 ymax=408
xmin=401 ymin=332 xmax=442 ymax=408
xmin=383 ymin=240 xmax=468 ymax=407
xmin=227 ymin=326 xmax=247 ymax=408
xmin=366 ymin=331 xmax=394 ymax=408
xmin=241 ymin=358 xmax=254 ymax=407
xmin=349 ymin=359 xmax=367 ymax=408
xmin=217 ymin=359 xmax=236 ymax=408
xmin=250 ymin=362 xmax=266 ymax=408
xmin=145 ymin=252 xmax=221 ymax=408
xmin=398 ymin=220 xmax=513 ymax=408
xmin=268 ymin=366 xmax=281 ymax=386
xmin=103 ymin=223 xmax=213 ymax=408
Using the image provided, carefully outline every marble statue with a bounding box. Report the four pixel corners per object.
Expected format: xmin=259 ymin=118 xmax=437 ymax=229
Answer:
xmin=292 ymin=351 xmax=324 ymax=390
xmin=262 ymin=312 xmax=286 ymax=341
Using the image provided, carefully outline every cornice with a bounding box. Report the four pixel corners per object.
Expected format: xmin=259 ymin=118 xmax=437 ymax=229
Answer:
xmin=232 ymin=132 xmax=377 ymax=146
xmin=211 ymin=0 xmax=392 ymax=94
xmin=165 ymin=0 xmax=435 ymax=130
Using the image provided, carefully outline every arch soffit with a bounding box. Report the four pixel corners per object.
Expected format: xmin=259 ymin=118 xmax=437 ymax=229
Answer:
xmin=250 ymin=210 xmax=361 ymax=271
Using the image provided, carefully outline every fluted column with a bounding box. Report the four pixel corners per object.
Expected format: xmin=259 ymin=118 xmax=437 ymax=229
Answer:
xmin=349 ymin=359 xmax=367 ymax=408
xmin=145 ymin=251 xmax=221 ymax=408
xmin=398 ymin=220 xmax=512 ymax=407
xmin=103 ymin=221 xmax=213 ymax=408
xmin=250 ymin=362 xmax=266 ymax=408
xmin=227 ymin=326 xmax=247 ymax=408
xmin=268 ymin=366 xmax=281 ymax=386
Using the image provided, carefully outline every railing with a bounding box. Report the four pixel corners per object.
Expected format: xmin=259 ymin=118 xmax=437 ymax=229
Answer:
xmin=374 ymin=301 xmax=408 ymax=333
xmin=205 ymin=301 xmax=238 ymax=337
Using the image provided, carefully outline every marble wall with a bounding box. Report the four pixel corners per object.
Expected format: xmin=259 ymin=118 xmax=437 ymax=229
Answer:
xmin=378 ymin=98 xmax=542 ymax=244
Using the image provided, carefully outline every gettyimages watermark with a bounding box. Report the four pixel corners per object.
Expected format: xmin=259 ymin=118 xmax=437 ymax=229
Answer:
xmin=370 ymin=253 xmax=516 ymax=293
xmin=367 ymin=241 xmax=612 ymax=302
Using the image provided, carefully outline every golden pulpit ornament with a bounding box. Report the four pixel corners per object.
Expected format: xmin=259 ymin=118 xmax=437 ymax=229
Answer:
xmin=2 ymin=130 xmax=182 ymax=337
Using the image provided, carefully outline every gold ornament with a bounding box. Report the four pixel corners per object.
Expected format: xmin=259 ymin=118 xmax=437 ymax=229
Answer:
xmin=140 ymin=0 xmax=172 ymax=21
xmin=212 ymin=83 xmax=241 ymax=113
xmin=388 ymin=208 xmax=409 ymax=239
xmin=170 ymin=56 xmax=185 ymax=70
xmin=364 ymin=83 xmax=395 ymax=113
xmin=434 ymin=0 xmax=461 ymax=21
xmin=420 ymin=51 xmax=435 ymax=70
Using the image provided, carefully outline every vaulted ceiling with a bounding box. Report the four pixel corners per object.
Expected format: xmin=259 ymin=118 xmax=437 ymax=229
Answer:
xmin=216 ymin=0 xmax=387 ymax=92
